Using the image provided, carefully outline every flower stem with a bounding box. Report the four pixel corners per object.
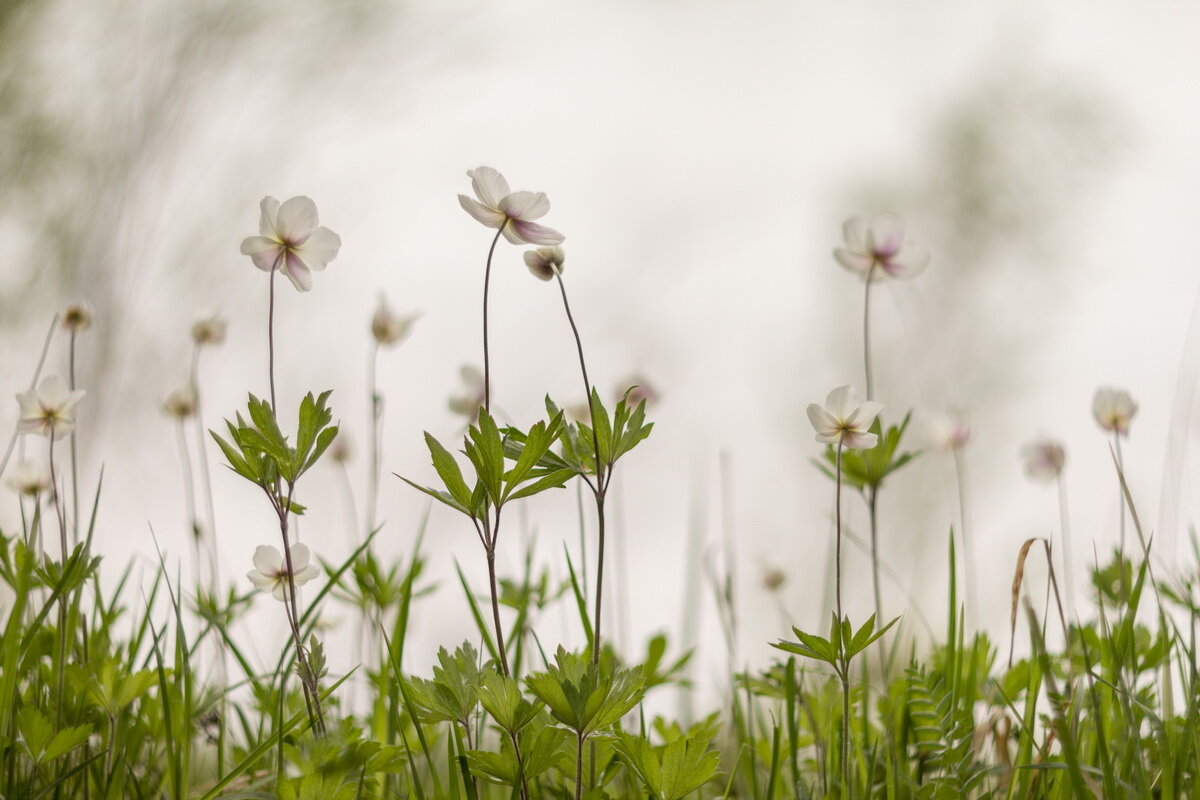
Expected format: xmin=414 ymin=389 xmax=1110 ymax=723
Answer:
xmin=268 ymin=265 xmax=279 ymax=414
xmin=1113 ymin=432 xmax=1129 ymax=602
xmin=367 ymin=340 xmax=381 ymax=537
xmin=834 ymin=442 xmax=850 ymax=797
xmin=552 ymin=272 xmax=608 ymax=663
xmin=481 ymin=224 xmax=506 ymax=415
xmin=863 ymin=271 xmax=875 ymax=402
xmin=952 ymin=448 xmax=977 ymax=624
xmin=174 ymin=419 xmax=201 ymax=588
xmin=485 ymin=537 xmax=511 ymax=677
xmin=48 ymin=435 xmax=67 ymax=561
xmin=190 ymin=345 xmax=219 ymax=590
xmin=277 ymin=488 xmax=326 ymax=735
xmin=68 ymin=329 xmax=80 ymax=543
xmin=1056 ymin=473 xmax=1076 ymax=623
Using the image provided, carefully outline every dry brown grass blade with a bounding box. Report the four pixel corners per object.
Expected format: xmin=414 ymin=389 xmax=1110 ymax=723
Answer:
xmin=1008 ymin=536 xmax=1069 ymax=668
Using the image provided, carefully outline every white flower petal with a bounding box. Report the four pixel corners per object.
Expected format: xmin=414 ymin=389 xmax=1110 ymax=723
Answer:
xmin=459 ymin=195 xmax=506 ymax=228
xmin=294 ymin=564 xmax=320 ymax=584
xmin=834 ymin=249 xmax=874 ymax=277
xmin=884 ymin=240 xmax=930 ymax=278
xmin=275 ymin=197 xmax=319 ymax=244
xmin=868 ymin=214 xmax=905 ymax=258
xmin=508 ymin=219 xmax=565 ymax=245
xmin=468 ymin=167 xmax=510 ymax=208
xmin=843 ymin=431 xmax=878 ymax=450
xmin=806 ymin=403 xmax=837 ymax=437
xmin=825 ymin=385 xmax=857 ymax=419
xmin=241 ymin=236 xmax=283 ymax=272
xmin=16 ymin=389 xmax=39 ymax=420
xmin=247 ymin=570 xmax=275 ymax=590
xmin=49 ymin=419 xmax=74 ymax=440
xmin=299 ymin=227 xmax=341 ymax=272
xmin=289 ymin=543 xmax=311 ymax=569
xmin=284 ymin=254 xmax=313 ymax=292
xmin=271 ymin=583 xmax=288 ymax=601
xmin=39 ymin=376 xmax=69 ymax=408
xmin=842 ymin=217 xmax=870 ymax=250
xmin=855 ymin=400 xmax=884 ymax=429
xmin=258 ymin=196 xmax=280 ymax=237
xmin=253 ymin=545 xmax=282 ymax=574
xmin=499 ymin=191 xmax=550 ymax=221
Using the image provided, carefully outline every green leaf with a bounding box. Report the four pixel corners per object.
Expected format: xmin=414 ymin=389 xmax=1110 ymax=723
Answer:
xmin=424 ymin=433 xmax=474 ymax=509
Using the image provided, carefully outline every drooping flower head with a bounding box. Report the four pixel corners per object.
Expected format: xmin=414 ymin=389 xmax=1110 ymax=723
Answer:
xmin=371 ymin=295 xmax=418 ymax=346
xmin=806 ymin=385 xmax=883 ymax=450
xmin=1092 ymin=387 xmax=1137 ymax=436
xmin=834 ymin=214 xmax=929 ymax=281
xmin=329 ymin=433 xmax=352 ymax=464
xmin=61 ymin=302 xmax=94 ymax=333
xmin=17 ymin=375 xmax=86 ymax=440
xmin=6 ymin=460 xmax=51 ymax=497
xmin=1020 ymin=439 xmax=1066 ymax=483
xmin=524 ymin=246 xmax=565 ymax=281
xmin=163 ymin=384 xmax=197 ymax=419
xmin=762 ymin=567 xmax=786 ymax=592
xmin=191 ymin=313 xmax=227 ymax=346
xmin=247 ymin=543 xmax=321 ymax=601
xmin=447 ymin=365 xmax=486 ymax=421
xmin=616 ymin=374 xmax=660 ymax=409
xmin=925 ymin=409 xmax=971 ymax=453
xmin=240 ymin=196 xmax=342 ymax=292
xmin=458 ymin=167 xmax=565 ymax=246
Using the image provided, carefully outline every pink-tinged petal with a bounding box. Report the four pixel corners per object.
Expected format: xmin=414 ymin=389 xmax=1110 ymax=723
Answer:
xmin=868 ymin=214 xmax=905 ymax=258
xmin=258 ymin=196 xmax=280 ymax=237
xmin=825 ymin=385 xmax=857 ymax=419
xmin=883 ymin=240 xmax=929 ymax=278
xmin=468 ymin=167 xmax=510 ymax=208
xmin=834 ymin=248 xmax=873 ymax=277
xmin=298 ymin=226 xmax=341 ymax=272
xmin=253 ymin=545 xmax=282 ymax=574
xmin=284 ymin=254 xmax=313 ymax=292
xmin=815 ymin=431 xmax=842 ymax=444
xmin=459 ymin=195 xmax=506 ymax=228
xmin=275 ymin=197 xmax=319 ymax=244
xmin=508 ymin=219 xmax=565 ymax=245
xmin=842 ymin=217 xmax=870 ymax=250
xmin=843 ymin=431 xmax=878 ymax=450
xmin=499 ymin=191 xmax=550 ymax=221
xmin=17 ymin=418 xmax=44 ymax=435
xmin=241 ymin=236 xmax=283 ymax=272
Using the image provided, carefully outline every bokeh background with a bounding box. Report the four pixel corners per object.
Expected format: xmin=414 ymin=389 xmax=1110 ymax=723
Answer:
xmin=2 ymin=0 xmax=1198 ymax=712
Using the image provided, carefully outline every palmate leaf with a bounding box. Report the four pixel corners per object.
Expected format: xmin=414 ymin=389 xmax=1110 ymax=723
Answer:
xmin=613 ymin=725 xmax=722 ymax=800
xmin=210 ymin=391 xmax=339 ymax=492
xmin=525 ymin=647 xmax=644 ymax=737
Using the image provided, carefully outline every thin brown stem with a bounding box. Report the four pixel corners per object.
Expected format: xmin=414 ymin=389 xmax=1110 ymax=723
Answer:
xmin=367 ymin=341 xmax=381 ymax=536
xmin=190 ymin=345 xmax=219 ymax=590
xmin=68 ymin=329 xmax=80 ymax=543
xmin=268 ymin=265 xmax=279 ymax=414
xmin=863 ymin=271 xmax=875 ymax=402
xmin=481 ymin=224 xmax=507 ymax=415
xmin=486 ymin=543 xmax=511 ymax=677
xmin=834 ymin=441 xmax=849 ymax=798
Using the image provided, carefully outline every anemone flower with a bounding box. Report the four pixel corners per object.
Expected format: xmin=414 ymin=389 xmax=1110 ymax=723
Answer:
xmin=247 ymin=543 xmax=321 ymax=601
xmin=807 ymin=385 xmax=882 ymax=450
xmin=17 ymin=376 xmax=86 ymax=440
xmin=240 ymin=196 xmax=342 ymax=292
xmin=458 ymin=167 xmax=565 ymax=245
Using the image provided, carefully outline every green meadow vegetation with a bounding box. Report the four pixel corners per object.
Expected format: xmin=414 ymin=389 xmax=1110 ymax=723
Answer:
xmin=0 ymin=172 xmax=1192 ymax=799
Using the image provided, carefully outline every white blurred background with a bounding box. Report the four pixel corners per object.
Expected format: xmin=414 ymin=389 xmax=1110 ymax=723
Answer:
xmin=2 ymin=0 xmax=1199 ymax=710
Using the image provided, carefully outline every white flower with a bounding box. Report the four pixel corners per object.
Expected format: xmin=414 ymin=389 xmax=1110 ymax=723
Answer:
xmin=447 ymin=365 xmax=486 ymax=420
xmin=240 ymin=196 xmax=342 ymax=292
xmin=163 ymin=384 xmax=197 ymax=419
xmin=247 ymin=543 xmax=321 ymax=601
xmin=371 ymin=296 xmax=418 ymax=346
xmin=6 ymin=460 xmax=50 ymax=496
xmin=62 ymin=302 xmax=94 ymax=333
xmin=458 ymin=167 xmax=565 ymax=246
xmin=16 ymin=376 xmax=86 ymax=440
xmin=834 ymin=214 xmax=929 ymax=281
xmin=524 ymin=246 xmax=565 ymax=281
xmin=1092 ymin=387 xmax=1137 ymax=436
xmin=1020 ymin=439 xmax=1066 ymax=483
xmin=191 ymin=313 xmax=227 ymax=346
xmin=806 ymin=385 xmax=883 ymax=450
xmin=925 ymin=410 xmax=971 ymax=452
